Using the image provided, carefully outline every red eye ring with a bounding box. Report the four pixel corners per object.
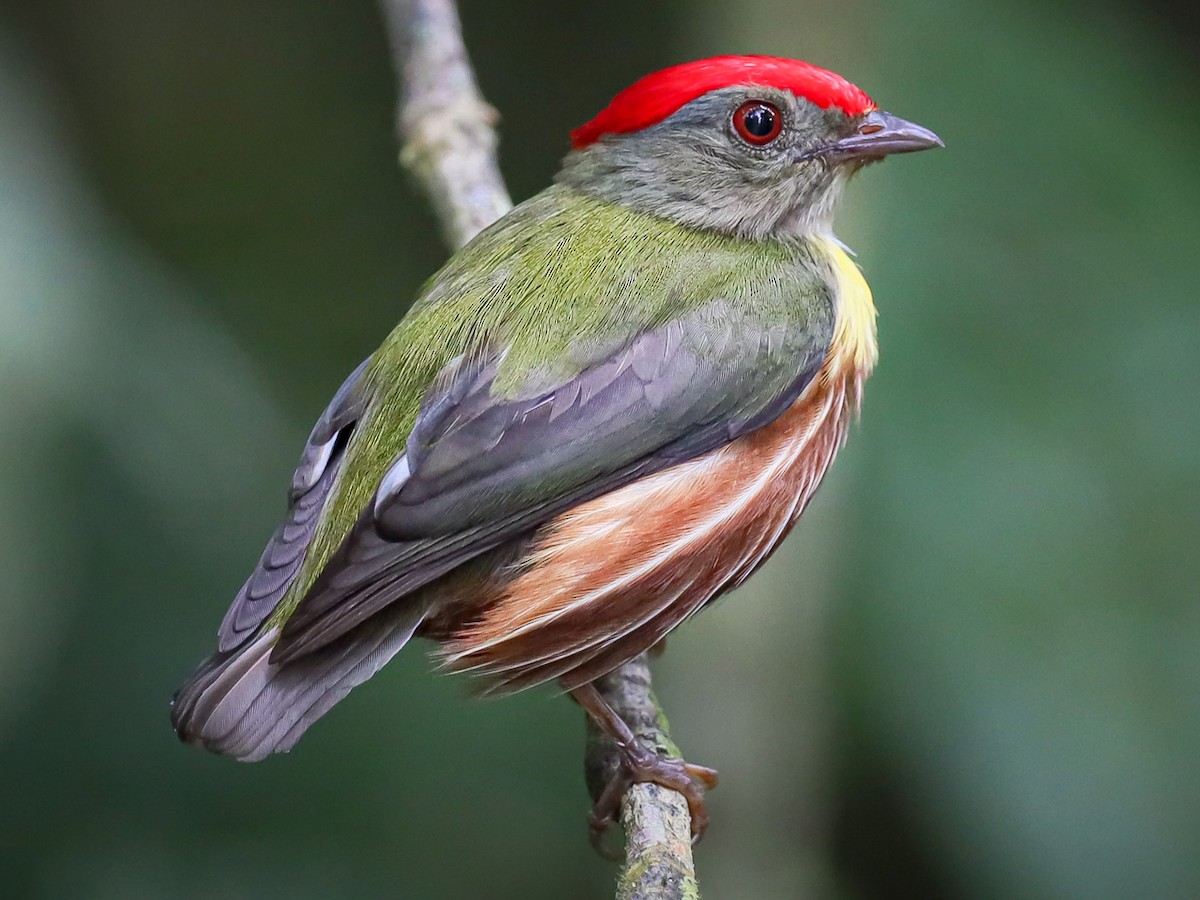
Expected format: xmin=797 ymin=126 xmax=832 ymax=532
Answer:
xmin=732 ymin=100 xmax=783 ymax=145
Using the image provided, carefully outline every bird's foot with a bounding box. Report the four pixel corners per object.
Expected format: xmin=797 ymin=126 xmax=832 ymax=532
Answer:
xmin=588 ymin=737 xmax=719 ymax=856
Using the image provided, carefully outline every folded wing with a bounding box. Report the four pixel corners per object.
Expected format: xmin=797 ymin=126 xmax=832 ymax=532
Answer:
xmin=215 ymin=358 xmax=369 ymax=652
xmin=274 ymin=298 xmax=832 ymax=662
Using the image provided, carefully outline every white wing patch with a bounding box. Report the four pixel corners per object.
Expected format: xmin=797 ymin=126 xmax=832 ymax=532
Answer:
xmin=373 ymin=454 xmax=411 ymax=518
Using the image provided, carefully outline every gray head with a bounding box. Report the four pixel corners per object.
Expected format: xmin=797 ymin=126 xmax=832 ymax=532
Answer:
xmin=557 ymin=56 xmax=941 ymax=240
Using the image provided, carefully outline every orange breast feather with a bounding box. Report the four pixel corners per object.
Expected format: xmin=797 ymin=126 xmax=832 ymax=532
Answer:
xmin=441 ymin=363 xmax=865 ymax=693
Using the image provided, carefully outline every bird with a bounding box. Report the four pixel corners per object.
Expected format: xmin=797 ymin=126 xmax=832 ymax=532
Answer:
xmin=171 ymin=54 xmax=941 ymax=842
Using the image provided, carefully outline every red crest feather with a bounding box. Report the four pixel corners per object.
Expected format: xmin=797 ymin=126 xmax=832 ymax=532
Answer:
xmin=570 ymin=55 xmax=875 ymax=149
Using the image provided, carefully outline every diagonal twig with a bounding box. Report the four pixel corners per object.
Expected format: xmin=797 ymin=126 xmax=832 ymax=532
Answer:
xmin=379 ymin=0 xmax=511 ymax=247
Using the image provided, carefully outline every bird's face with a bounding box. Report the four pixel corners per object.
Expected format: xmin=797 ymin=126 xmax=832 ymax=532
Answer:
xmin=560 ymin=84 xmax=941 ymax=240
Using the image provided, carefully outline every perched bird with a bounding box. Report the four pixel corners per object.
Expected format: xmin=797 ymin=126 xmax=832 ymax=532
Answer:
xmin=172 ymin=54 xmax=941 ymax=840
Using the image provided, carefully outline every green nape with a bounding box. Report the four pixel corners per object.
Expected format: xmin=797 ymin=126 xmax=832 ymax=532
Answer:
xmin=266 ymin=184 xmax=832 ymax=630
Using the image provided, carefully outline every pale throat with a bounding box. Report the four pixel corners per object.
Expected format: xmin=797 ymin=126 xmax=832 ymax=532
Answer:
xmin=770 ymin=169 xmax=850 ymax=240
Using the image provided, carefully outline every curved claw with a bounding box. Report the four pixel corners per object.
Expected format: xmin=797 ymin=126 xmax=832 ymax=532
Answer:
xmin=684 ymin=762 xmax=719 ymax=790
xmin=571 ymin=682 xmax=718 ymax=855
xmin=588 ymin=741 xmax=719 ymax=852
xmin=588 ymin=764 xmax=634 ymax=859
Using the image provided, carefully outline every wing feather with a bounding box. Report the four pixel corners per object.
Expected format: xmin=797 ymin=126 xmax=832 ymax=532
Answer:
xmin=215 ymin=358 xmax=369 ymax=651
xmin=273 ymin=299 xmax=832 ymax=663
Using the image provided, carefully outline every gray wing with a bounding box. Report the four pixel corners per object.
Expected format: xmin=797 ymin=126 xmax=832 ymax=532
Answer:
xmin=215 ymin=357 xmax=369 ymax=652
xmin=274 ymin=299 xmax=833 ymax=663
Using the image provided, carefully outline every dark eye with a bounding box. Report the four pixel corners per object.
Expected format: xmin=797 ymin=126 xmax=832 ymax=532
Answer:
xmin=732 ymin=100 xmax=783 ymax=145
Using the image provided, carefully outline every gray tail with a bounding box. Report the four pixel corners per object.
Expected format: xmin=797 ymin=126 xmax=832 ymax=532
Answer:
xmin=171 ymin=605 xmax=425 ymax=762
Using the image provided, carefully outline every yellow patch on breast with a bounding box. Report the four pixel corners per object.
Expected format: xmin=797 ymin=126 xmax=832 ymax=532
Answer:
xmin=815 ymin=235 xmax=878 ymax=375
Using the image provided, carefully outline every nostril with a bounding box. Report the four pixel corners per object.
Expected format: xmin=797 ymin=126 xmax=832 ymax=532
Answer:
xmin=859 ymin=122 xmax=884 ymax=135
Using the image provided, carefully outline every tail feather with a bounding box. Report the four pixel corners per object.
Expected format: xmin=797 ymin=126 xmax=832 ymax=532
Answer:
xmin=172 ymin=605 xmax=426 ymax=762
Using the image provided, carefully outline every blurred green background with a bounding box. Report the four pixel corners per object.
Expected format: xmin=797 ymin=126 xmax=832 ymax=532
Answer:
xmin=1 ymin=0 xmax=1197 ymax=897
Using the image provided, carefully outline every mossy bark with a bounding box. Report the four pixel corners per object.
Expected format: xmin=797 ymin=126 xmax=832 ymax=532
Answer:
xmin=585 ymin=657 xmax=700 ymax=900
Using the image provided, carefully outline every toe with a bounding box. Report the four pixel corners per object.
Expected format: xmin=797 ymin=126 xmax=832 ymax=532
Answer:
xmin=684 ymin=763 xmax=719 ymax=789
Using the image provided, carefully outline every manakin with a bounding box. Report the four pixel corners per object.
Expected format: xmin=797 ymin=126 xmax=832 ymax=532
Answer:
xmin=172 ymin=55 xmax=941 ymax=840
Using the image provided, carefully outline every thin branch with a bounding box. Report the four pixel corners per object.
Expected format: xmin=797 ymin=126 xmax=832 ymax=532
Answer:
xmin=379 ymin=0 xmax=512 ymax=248
xmin=585 ymin=655 xmax=701 ymax=899
xmin=377 ymin=2 xmax=699 ymax=896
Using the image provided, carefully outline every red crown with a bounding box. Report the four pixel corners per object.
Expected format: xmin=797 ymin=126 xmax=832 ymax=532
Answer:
xmin=571 ymin=55 xmax=875 ymax=149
